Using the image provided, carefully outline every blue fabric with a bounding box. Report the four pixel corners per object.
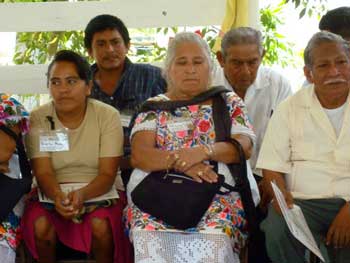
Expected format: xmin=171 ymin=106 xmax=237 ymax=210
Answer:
xmin=90 ymin=58 xmax=166 ymax=113
xmin=90 ymin=58 xmax=167 ymax=169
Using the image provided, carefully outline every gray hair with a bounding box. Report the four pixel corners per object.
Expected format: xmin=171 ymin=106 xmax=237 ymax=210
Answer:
xmin=162 ymin=32 xmax=213 ymax=83
xmin=221 ymin=27 xmax=264 ymax=58
xmin=304 ymin=31 xmax=350 ymax=68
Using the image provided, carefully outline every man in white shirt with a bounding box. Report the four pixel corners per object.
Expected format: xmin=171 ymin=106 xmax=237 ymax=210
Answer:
xmin=213 ymin=27 xmax=292 ymax=263
xmin=213 ymin=27 xmax=292 ymax=178
xmin=257 ymin=31 xmax=350 ymax=263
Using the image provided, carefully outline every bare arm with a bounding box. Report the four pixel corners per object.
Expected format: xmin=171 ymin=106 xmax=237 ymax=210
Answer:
xmin=259 ymin=169 xmax=293 ymax=213
xmin=131 ymin=131 xmax=171 ymax=172
xmin=77 ymin=156 xmax=120 ymax=200
xmin=32 ymin=157 xmax=76 ymax=219
xmin=31 ymin=157 xmax=61 ymax=200
xmin=131 ymin=130 xmax=253 ymax=173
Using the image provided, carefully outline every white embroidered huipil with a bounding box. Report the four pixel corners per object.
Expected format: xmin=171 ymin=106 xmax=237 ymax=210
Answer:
xmin=257 ymin=86 xmax=350 ymax=200
xmin=212 ymin=65 xmax=292 ymax=176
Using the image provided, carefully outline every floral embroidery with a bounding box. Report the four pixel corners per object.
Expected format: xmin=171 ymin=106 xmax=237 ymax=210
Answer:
xmin=0 ymin=212 xmax=21 ymax=250
xmin=0 ymin=93 xmax=30 ymax=135
xmin=126 ymin=92 xmax=253 ymax=252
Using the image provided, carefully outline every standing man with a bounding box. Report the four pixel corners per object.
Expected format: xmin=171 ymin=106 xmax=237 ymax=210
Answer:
xmin=84 ymin=14 xmax=166 ymax=184
xmin=257 ymin=31 xmax=350 ymax=263
xmin=212 ymin=26 xmax=292 ymax=263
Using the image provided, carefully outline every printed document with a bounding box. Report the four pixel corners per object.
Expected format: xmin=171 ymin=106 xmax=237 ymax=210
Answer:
xmin=271 ymin=182 xmax=325 ymax=262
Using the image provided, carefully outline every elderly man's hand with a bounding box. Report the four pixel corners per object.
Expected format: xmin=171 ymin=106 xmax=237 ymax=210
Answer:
xmin=271 ymin=190 xmax=294 ymax=215
xmin=259 ymin=178 xmax=275 ymax=210
xmin=326 ymin=202 xmax=350 ymax=248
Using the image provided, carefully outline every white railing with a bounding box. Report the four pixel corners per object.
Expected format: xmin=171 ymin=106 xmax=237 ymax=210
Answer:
xmin=0 ymin=0 xmax=259 ymax=94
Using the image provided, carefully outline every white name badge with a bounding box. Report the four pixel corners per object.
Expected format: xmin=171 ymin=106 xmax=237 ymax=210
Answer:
xmin=120 ymin=114 xmax=132 ymax=128
xmin=167 ymin=119 xmax=193 ymax=133
xmin=39 ymin=130 xmax=69 ymax=152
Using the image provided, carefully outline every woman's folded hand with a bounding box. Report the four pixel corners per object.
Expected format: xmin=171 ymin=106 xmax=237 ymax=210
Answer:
xmin=185 ymin=163 xmax=218 ymax=184
xmin=54 ymin=191 xmax=75 ymax=219
xmin=171 ymin=146 xmax=207 ymax=172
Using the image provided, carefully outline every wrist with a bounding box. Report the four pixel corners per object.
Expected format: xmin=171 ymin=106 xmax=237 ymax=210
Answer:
xmin=202 ymin=144 xmax=214 ymax=160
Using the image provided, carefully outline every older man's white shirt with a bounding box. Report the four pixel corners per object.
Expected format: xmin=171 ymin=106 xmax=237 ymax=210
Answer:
xmin=212 ymin=65 xmax=292 ymax=176
xmin=257 ymin=86 xmax=350 ymax=200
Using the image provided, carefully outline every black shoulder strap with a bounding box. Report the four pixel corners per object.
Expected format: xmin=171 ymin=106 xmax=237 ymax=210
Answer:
xmin=0 ymin=125 xmax=19 ymax=142
xmin=139 ymin=86 xmax=229 ymax=113
xmin=212 ymin=94 xmax=257 ymax=235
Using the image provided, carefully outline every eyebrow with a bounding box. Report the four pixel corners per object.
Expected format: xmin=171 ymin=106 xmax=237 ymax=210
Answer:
xmin=49 ymin=76 xmax=80 ymax=81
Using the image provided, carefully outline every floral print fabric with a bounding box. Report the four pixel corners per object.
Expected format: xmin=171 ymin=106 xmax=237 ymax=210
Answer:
xmin=125 ymin=92 xmax=255 ymax=252
xmin=0 ymin=93 xmax=30 ymax=135
xmin=0 ymin=212 xmax=21 ymax=250
xmin=0 ymin=94 xmax=29 ymax=252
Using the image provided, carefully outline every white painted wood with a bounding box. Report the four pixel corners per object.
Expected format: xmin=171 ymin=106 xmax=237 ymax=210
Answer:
xmin=0 ymin=64 xmax=47 ymax=94
xmin=0 ymin=0 xmax=225 ymax=32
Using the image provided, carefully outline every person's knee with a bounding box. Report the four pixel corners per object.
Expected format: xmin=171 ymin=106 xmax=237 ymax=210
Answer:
xmin=34 ymin=216 xmax=55 ymax=243
xmin=91 ymin=218 xmax=112 ymax=242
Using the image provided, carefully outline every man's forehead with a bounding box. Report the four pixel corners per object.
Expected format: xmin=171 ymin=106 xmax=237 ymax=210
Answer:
xmin=312 ymin=42 xmax=348 ymax=61
xmin=93 ymin=29 xmax=123 ymax=41
xmin=226 ymin=44 xmax=260 ymax=58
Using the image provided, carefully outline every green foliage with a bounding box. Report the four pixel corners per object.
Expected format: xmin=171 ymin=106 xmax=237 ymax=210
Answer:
xmin=260 ymin=2 xmax=295 ymax=67
xmin=285 ymin=0 xmax=327 ymax=19
xmin=14 ymin=31 xmax=88 ymax=64
xmin=8 ymin=0 xmax=328 ymax=67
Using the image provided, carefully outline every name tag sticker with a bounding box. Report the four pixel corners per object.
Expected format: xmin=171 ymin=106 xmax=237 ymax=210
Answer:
xmin=39 ymin=129 xmax=69 ymax=152
xmin=167 ymin=119 xmax=193 ymax=133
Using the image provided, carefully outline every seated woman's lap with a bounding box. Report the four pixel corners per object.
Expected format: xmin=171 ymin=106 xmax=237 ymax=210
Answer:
xmin=125 ymin=191 xmax=247 ymax=253
xmin=22 ymin=191 xmax=132 ymax=262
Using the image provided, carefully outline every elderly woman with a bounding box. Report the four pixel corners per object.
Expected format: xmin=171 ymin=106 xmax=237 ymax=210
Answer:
xmin=0 ymin=94 xmax=30 ymax=263
xmin=125 ymin=32 xmax=258 ymax=262
xmin=21 ymin=50 xmax=131 ymax=263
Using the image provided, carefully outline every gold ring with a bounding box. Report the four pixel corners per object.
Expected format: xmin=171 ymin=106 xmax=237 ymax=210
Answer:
xmin=197 ymin=171 xmax=204 ymax=177
xmin=174 ymin=153 xmax=180 ymax=160
xmin=181 ymin=161 xmax=187 ymax=167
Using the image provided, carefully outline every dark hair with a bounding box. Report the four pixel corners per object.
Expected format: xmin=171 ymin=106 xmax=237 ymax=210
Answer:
xmin=84 ymin=14 xmax=130 ymax=49
xmin=47 ymin=50 xmax=92 ymax=86
xmin=319 ymin=7 xmax=350 ymax=39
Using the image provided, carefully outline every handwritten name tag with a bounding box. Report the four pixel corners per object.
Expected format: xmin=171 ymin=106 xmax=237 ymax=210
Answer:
xmin=167 ymin=119 xmax=193 ymax=133
xmin=40 ymin=130 xmax=69 ymax=152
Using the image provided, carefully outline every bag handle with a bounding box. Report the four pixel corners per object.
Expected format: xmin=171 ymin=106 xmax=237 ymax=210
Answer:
xmin=138 ymin=86 xmax=228 ymax=112
xmin=212 ymin=94 xmax=257 ymax=234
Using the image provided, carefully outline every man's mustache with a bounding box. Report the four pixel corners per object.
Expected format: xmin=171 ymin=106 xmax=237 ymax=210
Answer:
xmin=323 ymin=78 xmax=347 ymax=85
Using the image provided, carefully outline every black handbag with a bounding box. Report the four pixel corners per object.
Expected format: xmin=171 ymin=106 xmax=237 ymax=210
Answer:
xmin=0 ymin=125 xmax=32 ymax=221
xmin=131 ymin=86 xmax=256 ymax=232
xmin=131 ymin=168 xmax=236 ymax=230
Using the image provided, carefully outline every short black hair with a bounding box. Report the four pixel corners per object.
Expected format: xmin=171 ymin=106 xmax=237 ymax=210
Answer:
xmin=84 ymin=14 xmax=131 ymax=49
xmin=319 ymin=7 xmax=350 ymax=39
xmin=47 ymin=50 xmax=92 ymax=86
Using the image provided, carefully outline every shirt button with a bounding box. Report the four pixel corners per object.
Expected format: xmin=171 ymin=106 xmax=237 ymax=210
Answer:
xmin=110 ymin=96 xmax=114 ymax=100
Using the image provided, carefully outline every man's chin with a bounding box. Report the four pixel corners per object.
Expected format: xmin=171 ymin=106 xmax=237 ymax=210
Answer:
xmin=100 ymin=63 xmax=123 ymax=71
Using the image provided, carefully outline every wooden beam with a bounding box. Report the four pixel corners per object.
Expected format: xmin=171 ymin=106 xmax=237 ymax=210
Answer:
xmin=0 ymin=0 xmax=225 ymax=32
xmin=0 ymin=64 xmax=47 ymax=94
